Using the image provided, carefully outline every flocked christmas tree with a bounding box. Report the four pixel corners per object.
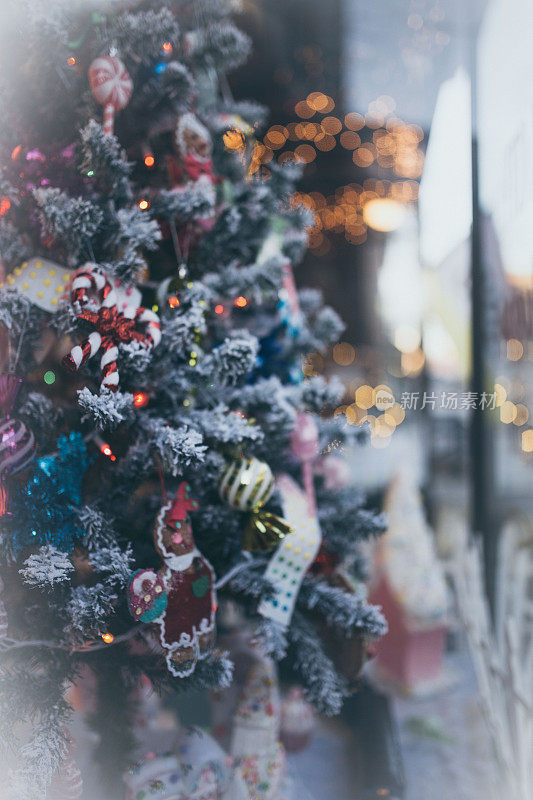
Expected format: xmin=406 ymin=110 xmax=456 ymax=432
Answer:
xmin=0 ymin=1 xmax=386 ymax=797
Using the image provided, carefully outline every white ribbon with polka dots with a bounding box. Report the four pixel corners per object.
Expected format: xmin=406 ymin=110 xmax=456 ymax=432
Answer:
xmin=258 ymin=473 xmax=322 ymax=629
xmin=2 ymin=257 xmax=72 ymax=312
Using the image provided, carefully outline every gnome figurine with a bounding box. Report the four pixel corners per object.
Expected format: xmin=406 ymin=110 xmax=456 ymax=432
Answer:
xmin=128 ymin=482 xmax=216 ymax=677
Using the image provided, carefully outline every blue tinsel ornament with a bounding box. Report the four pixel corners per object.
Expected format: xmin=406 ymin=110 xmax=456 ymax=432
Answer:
xmin=11 ymin=432 xmax=91 ymax=555
xmin=251 ymin=320 xmax=303 ymax=384
xmin=38 ymin=432 xmax=90 ymax=506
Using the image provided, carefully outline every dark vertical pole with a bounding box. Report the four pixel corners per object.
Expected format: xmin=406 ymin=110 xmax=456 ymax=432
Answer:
xmin=469 ymin=26 xmax=497 ymax=612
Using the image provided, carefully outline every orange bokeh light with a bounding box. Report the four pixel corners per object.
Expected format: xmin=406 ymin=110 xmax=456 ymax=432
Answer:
xmin=144 ymin=154 xmax=155 ymax=167
xmin=168 ymin=296 xmax=179 ymax=308
xmin=215 ymin=304 xmax=224 ymax=314
xmin=100 ymin=443 xmax=116 ymax=460
xmin=234 ymin=296 xmax=247 ymax=308
xmin=133 ymin=392 xmax=149 ymax=408
xmin=139 ymin=199 xmax=149 ymax=210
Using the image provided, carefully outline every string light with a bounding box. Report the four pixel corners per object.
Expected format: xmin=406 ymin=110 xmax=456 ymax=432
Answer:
xmin=234 ymin=296 xmax=247 ymax=308
xmin=139 ymin=199 xmax=149 ymax=210
xmin=223 ymin=130 xmax=245 ymax=151
xmin=43 ymin=370 xmax=56 ymax=385
xmin=99 ymin=442 xmax=116 ymax=462
xmin=333 ymin=342 xmax=355 ymax=365
xmin=215 ymin=304 xmax=224 ymax=314
xmin=101 ymin=633 xmax=114 ymax=644
xmin=133 ymin=392 xmax=149 ymax=408
xmin=144 ymin=153 xmax=155 ymax=168
xmin=168 ymin=295 xmax=179 ymax=308
xmin=0 ymin=198 xmax=11 ymax=215
xmin=67 ymin=56 xmax=76 ymax=66
xmin=162 ymin=42 xmax=172 ymax=53
xmin=363 ymin=197 xmax=405 ymax=231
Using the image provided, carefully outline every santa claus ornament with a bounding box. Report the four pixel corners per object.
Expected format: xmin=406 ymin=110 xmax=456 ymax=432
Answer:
xmin=171 ymin=112 xmax=216 ymax=186
xmin=127 ymin=482 xmax=216 ymax=677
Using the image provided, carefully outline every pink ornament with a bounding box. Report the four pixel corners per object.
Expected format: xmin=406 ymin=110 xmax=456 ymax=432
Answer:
xmin=290 ymin=412 xmax=318 ymax=463
xmin=317 ymin=454 xmax=351 ymax=490
xmin=88 ymin=56 xmax=133 ymax=136
xmin=280 ymin=686 xmax=315 ymax=753
xmin=290 ymin=413 xmax=319 ymax=512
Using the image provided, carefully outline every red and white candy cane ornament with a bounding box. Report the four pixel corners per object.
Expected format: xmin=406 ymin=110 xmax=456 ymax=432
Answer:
xmin=88 ymin=56 xmax=133 ymax=136
xmin=63 ymin=264 xmax=161 ymax=393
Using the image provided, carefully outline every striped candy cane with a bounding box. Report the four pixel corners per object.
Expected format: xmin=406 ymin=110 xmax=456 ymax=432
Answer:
xmin=63 ymin=264 xmax=161 ymax=393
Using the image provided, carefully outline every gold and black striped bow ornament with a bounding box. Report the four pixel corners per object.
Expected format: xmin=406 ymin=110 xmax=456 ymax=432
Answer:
xmin=219 ymin=456 xmax=292 ymax=552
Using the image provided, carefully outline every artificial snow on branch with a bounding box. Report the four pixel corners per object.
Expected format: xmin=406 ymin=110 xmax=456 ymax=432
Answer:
xmin=20 ymin=546 xmax=74 ymax=588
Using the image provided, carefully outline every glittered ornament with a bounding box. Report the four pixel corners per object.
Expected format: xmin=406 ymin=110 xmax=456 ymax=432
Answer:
xmin=219 ymin=457 xmax=291 ymax=552
xmin=88 ymin=55 xmax=133 ymax=136
xmin=128 ymin=482 xmax=216 ymax=677
xmin=39 ymin=432 xmax=90 ymax=506
xmin=11 ymin=432 xmax=88 ymax=554
xmin=0 ymin=257 xmax=72 ymax=313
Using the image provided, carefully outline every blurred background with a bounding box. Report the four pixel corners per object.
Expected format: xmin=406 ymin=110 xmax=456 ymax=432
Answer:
xmin=227 ymin=1 xmax=533 ymax=798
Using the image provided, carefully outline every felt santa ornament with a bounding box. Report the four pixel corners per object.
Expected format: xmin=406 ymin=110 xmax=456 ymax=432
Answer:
xmin=168 ymin=112 xmax=217 ymax=187
xmin=127 ymin=482 xmax=216 ymax=677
